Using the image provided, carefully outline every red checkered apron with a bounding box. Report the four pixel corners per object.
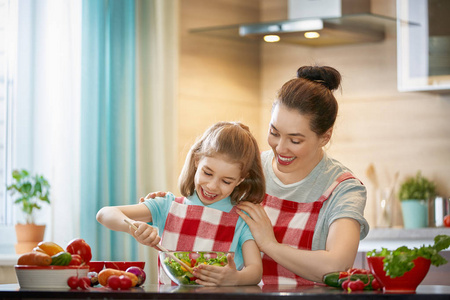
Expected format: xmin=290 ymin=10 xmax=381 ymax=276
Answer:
xmin=261 ymin=172 xmax=356 ymax=285
xmin=158 ymin=197 xmax=239 ymax=284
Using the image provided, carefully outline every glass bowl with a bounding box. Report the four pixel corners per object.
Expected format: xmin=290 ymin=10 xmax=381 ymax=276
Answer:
xmin=159 ymin=251 xmax=230 ymax=285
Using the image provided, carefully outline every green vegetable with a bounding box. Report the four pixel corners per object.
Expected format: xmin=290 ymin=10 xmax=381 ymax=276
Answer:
xmin=367 ymin=234 xmax=450 ymax=278
xmin=51 ymin=251 xmax=72 ymax=266
xmin=323 ymin=272 xmax=375 ymax=289
xmin=164 ymin=252 xmax=228 ymax=285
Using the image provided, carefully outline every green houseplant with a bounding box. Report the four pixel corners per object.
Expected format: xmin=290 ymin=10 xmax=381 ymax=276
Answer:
xmin=7 ymin=169 xmax=51 ymax=254
xmin=398 ymin=171 xmax=436 ymax=229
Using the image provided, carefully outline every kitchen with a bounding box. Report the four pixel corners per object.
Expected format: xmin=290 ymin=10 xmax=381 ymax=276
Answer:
xmin=1 ymin=0 xmax=450 ymax=297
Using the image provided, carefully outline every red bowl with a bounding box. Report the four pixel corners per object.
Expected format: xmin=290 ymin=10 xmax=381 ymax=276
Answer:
xmin=367 ymin=256 xmax=430 ymax=293
xmin=88 ymin=261 xmax=104 ymax=273
xmin=104 ymin=261 xmax=145 ymax=271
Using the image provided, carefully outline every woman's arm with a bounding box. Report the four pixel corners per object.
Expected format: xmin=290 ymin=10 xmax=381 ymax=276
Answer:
xmin=193 ymin=239 xmax=263 ymax=286
xmin=237 ymin=202 xmax=360 ymax=282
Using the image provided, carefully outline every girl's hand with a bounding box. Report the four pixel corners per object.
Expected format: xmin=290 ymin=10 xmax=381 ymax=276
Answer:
xmin=139 ymin=191 xmax=167 ymax=203
xmin=237 ymin=202 xmax=277 ymax=253
xmin=193 ymin=253 xmax=239 ymax=286
xmin=127 ymin=220 xmax=161 ymax=248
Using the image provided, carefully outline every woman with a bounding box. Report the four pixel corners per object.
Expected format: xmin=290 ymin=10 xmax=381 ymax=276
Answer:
xmin=236 ymin=65 xmax=369 ymax=285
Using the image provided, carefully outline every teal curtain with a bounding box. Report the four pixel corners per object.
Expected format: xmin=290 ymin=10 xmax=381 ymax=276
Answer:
xmin=80 ymin=0 xmax=137 ymax=261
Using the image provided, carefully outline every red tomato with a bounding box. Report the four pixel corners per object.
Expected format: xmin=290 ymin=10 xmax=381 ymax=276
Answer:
xmin=67 ymin=276 xmax=79 ymax=289
xmin=66 ymin=238 xmax=92 ymax=264
xmin=444 ymin=215 xmax=450 ymax=227
xmin=68 ymin=254 xmax=83 ymax=266
xmin=107 ymin=275 xmax=121 ymax=290
xmin=78 ymin=277 xmax=91 ymax=290
xmin=119 ymin=275 xmax=132 ymax=290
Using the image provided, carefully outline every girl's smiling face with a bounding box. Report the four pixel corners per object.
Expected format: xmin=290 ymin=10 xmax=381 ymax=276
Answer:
xmin=194 ymin=154 xmax=244 ymax=205
xmin=268 ymin=103 xmax=331 ymax=183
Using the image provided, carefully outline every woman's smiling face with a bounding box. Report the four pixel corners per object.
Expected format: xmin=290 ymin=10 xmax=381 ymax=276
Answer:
xmin=194 ymin=154 xmax=244 ymax=205
xmin=268 ymin=103 xmax=330 ymax=182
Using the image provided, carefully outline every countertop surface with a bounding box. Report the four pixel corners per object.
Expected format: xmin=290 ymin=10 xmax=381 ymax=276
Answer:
xmin=1 ymin=284 xmax=450 ymax=299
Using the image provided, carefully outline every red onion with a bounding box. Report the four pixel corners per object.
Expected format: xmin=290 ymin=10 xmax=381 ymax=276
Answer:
xmin=126 ymin=266 xmax=146 ymax=286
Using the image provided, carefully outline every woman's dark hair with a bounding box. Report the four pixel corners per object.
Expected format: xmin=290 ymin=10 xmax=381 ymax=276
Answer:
xmin=274 ymin=66 xmax=341 ymax=136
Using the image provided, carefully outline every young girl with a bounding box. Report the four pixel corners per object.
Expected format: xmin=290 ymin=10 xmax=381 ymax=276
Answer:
xmin=96 ymin=121 xmax=265 ymax=286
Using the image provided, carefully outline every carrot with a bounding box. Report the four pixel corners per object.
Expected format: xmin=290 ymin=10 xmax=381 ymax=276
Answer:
xmin=98 ymin=268 xmax=138 ymax=287
xmin=17 ymin=252 xmax=52 ymax=266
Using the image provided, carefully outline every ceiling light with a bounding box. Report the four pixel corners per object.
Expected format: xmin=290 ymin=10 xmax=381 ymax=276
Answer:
xmin=304 ymin=32 xmax=320 ymax=39
xmin=264 ymin=35 xmax=280 ymax=43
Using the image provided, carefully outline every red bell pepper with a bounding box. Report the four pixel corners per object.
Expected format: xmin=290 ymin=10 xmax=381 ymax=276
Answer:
xmin=66 ymin=238 xmax=92 ymax=264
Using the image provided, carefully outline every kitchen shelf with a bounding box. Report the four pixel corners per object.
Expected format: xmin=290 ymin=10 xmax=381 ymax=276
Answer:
xmin=358 ymin=227 xmax=450 ymax=251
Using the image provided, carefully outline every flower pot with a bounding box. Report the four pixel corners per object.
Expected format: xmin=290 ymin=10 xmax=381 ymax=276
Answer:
xmin=367 ymin=256 xmax=431 ymax=293
xmin=14 ymin=224 xmax=46 ymax=254
xmin=401 ymin=199 xmax=428 ymax=228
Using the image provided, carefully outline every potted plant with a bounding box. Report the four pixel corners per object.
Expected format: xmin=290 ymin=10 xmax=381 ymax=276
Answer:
xmin=398 ymin=171 xmax=436 ymax=229
xmin=366 ymin=235 xmax=450 ymax=293
xmin=7 ymin=169 xmax=51 ymax=254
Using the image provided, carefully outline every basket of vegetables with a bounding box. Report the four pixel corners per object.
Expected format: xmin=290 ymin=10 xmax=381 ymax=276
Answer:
xmin=366 ymin=234 xmax=450 ymax=293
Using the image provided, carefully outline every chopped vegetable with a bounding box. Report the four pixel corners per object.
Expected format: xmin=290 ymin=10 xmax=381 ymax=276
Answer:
xmin=367 ymin=234 xmax=450 ymax=278
xmin=163 ymin=252 xmax=228 ymax=285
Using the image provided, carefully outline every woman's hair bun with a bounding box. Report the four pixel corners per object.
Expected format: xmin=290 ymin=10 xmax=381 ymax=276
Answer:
xmin=296 ymin=66 xmax=341 ymax=91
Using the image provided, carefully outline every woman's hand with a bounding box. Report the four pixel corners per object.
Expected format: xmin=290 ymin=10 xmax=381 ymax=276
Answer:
xmin=193 ymin=253 xmax=239 ymax=286
xmin=127 ymin=220 xmax=161 ymax=248
xmin=139 ymin=191 xmax=167 ymax=203
xmin=237 ymin=202 xmax=277 ymax=253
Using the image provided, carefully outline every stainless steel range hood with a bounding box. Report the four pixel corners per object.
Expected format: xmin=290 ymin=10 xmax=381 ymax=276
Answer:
xmin=190 ymin=0 xmax=407 ymax=47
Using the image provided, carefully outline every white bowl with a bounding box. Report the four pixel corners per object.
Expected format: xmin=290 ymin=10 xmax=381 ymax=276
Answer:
xmin=15 ymin=265 xmax=89 ymax=290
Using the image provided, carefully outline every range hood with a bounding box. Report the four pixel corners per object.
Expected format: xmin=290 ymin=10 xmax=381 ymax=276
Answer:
xmin=190 ymin=0 xmax=407 ymax=47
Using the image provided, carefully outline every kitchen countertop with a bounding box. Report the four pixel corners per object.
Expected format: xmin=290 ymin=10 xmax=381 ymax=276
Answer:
xmin=1 ymin=284 xmax=450 ymax=299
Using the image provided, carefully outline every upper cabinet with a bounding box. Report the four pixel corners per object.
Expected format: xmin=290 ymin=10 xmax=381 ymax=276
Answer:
xmin=397 ymin=0 xmax=450 ymax=92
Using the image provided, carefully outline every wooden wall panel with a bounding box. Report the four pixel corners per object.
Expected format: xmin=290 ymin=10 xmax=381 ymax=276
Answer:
xmin=178 ymin=0 xmax=261 ymax=192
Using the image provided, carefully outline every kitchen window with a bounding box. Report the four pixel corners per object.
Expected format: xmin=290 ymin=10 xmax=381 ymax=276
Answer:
xmin=0 ymin=0 xmax=17 ymax=227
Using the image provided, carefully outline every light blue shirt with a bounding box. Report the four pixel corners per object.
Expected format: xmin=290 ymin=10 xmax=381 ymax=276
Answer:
xmin=142 ymin=192 xmax=254 ymax=269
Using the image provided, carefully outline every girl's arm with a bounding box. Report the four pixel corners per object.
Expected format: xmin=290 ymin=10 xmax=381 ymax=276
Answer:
xmin=193 ymin=240 xmax=262 ymax=286
xmin=96 ymin=203 xmax=161 ymax=247
xmin=237 ymin=202 xmax=360 ymax=283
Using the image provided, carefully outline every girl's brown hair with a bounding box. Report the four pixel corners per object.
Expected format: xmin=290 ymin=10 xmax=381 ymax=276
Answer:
xmin=275 ymin=65 xmax=341 ymax=136
xmin=178 ymin=122 xmax=265 ymax=205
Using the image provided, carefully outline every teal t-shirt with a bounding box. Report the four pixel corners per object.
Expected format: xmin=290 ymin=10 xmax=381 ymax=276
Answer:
xmin=142 ymin=192 xmax=254 ymax=269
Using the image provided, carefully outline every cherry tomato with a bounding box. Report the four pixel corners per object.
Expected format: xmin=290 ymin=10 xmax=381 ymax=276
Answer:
xmin=444 ymin=215 xmax=450 ymax=227
xmin=78 ymin=277 xmax=91 ymax=290
xmin=107 ymin=275 xmax=121 ymax=290
xmin=119 ymin=275 xmax=132 ymax=290
xmin=67 ymin=276 xmax=79 ymax=289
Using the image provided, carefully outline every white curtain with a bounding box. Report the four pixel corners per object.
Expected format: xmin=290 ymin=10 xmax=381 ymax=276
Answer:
xmin=136 ymin=0 xmax=178 ymax=283
xmin=15 ymin=0 xmax=81 ymax=245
